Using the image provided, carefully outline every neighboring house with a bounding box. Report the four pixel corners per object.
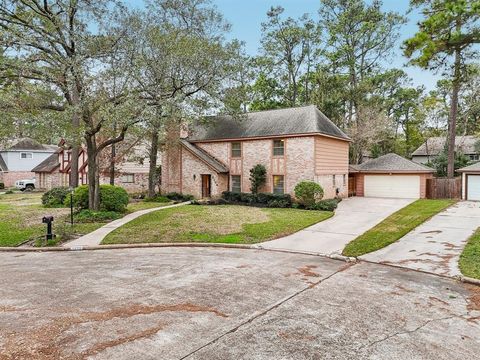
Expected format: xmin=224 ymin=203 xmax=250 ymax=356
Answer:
xmin=412 ymin=135 xmax=479 ymax=164
xmin=349 ymin=153 xmax=435 ymax=199
xmin=32 ymin=140 xmax=157 ymax=192
xmin=0 ymin=138 xmax=57 ymax=187
xmin=161 ymin=105 xmax=351 ymax=199
xmin=458 ymin=162 xmax=480 ymax=201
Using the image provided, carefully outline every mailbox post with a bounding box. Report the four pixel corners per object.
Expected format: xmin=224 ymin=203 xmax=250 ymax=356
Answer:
xmin=42 ymin=216 xmax=54 ymax=241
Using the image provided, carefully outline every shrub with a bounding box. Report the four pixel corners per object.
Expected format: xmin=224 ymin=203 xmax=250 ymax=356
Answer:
xmin=308 ymin=198 xmax=341 ymax=211
xmin=249 ymin=164 xmax=267 ymax=194
xmin=67 ymin=185 xmax=129 ymax=212
xmin=221 ymin=191 xmax=292 ymax=208
xmin=165 ymin=192 xmax=194 ymax=202
xmin=74 ymin=209 xmax=123 ymax=223
xmin=5 ymin=190 xmax=14 ymax=194
xmin=294 ymin=181 xmax=324 ymax=207
xmin=0 ymin=183 xmax=4 ymax=190
xmin=144 ymin=195 xmax=170 ymax=203
xmin=42 ymin=187 xmax=71 ymax=207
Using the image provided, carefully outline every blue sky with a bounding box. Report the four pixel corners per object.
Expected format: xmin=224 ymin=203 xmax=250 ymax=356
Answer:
xmin=128 ymin=0 xmax=440 ymax=91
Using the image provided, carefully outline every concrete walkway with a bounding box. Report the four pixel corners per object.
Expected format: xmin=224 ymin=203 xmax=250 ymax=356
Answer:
xmin=361 ymin=201 xmax=480 ymax=277
xmin=64 ymin=202 xmax=190 ymax=248
xmin=256 ymin=197 xmax=414 ymax=256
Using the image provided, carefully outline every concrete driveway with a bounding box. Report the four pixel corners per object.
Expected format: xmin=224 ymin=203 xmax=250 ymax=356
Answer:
xmin=362 ymin=201 xmax=480 ymax=277
xmin=256 ymin=197 xmax=413 ymax=255
xmin=1 ymin=247 xmax=479 ymax=359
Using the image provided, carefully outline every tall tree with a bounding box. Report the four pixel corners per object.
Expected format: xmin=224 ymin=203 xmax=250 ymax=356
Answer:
xmin=404 ymin=0 xmax=480 ymax=178
xmin=319 ymin=0 xmax=405 ymax=162
xmin=0 ymin=1 xmax=141 ymax=209
xmin=258 ymin=6 xmax=320 ymax=107
xmin=130 ymin=0 xmax=239 ymax=197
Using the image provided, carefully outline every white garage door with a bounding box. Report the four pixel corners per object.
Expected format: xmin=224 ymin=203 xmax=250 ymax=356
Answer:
xmin=364 ymin=175 xmax=420 ymax=199
xmin=467 ymin=175 xmax=480 ymax=201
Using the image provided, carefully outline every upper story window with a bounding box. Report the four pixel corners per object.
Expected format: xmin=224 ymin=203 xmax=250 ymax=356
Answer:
xmin=21 ymin=152 xmax=32 ymax=159
xmin=469 ymin=154 xmax=479 ymax=161
xmin=121 ymin=174 xmax=135 ymax=183
xmin=273 ymin=139 xmax=285 ymax=156
xmin=231 ymin=142 xmax=241 ymax=158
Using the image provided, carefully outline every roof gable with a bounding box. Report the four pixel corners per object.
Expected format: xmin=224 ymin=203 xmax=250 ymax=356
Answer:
xmin=31 ymin=152 xmax=60 ymax=173
xmin=357 ymin=153 xmax=435 ymax=173
xmin=2 ymin=138 xmax=58 ymax=152
xmin=458 ymin=161 xmax=480 ymax=172
xmin=0 ymin=154 xmax=7 ymax=171
xmin=188 ymin=105 xmax=350 ymax=142
xmin=412 ymin=136 xmax=479 ymax=156
xmin=180 ymin=140 xmax=228 ymax=173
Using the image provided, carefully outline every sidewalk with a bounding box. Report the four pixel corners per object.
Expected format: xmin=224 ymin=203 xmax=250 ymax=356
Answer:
xmin=63 ymin=202 xmax=190 ymax=248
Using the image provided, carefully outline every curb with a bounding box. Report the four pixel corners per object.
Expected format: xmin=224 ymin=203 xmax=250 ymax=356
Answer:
xmin=253 ymin=246 xmax=356 ymax=263
xmin=457 ymin=275 xmax=480 ymax=286
xmin=0 ymin=242 xmax=254 ymax=252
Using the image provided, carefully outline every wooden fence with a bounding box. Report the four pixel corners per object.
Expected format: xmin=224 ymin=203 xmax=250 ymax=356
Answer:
xmin=426 ymin=177 xmax=462 ymax=199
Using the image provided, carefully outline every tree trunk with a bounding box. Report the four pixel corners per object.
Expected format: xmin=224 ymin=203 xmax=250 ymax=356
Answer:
xmin=447 ymin=48 xmax=461 ymax=179
xmin=85 ymin=134 xmax=100 ymax=210
xmin=148 ymin=128 xmax=159 ymax=198
xmin=109 ymin=142 xmax=116 ymax=186
xmin=69 ymin=86 xmax=81 ymax=187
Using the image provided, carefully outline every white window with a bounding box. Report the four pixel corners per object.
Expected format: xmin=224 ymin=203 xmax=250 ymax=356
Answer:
xmin=231 ymin=142 xmax=241 ymax=158
xmin=469 ymin=154 xmax=479 ymax=161
xmin=273 ymin=175 xmax=285 ymax=194
xmin=21 ymin=152 xmax=32 ymax=159
xmin=121 ymin=174 xmax=135 ymax=183
xmin=231 ymin=175 xmax=241 ymax=193
xmin=273 ymin=139 xmax=285 ymax=156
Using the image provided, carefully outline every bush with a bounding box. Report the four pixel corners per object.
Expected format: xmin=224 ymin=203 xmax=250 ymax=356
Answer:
xmin=165 ymin=192 xmax=194 ymax=202
xmin=307 ymin=198 xmax=341 ymax=211
xmin=294 ymin=181 xmax=324 ymax=207
xmin=0 ymin=183 xmax=4 ymax=190
xmin=144 ymin=195 xmax=170 ymax=203
xmin=5 ymin=190 xmax=14 ymax=194
xmin=249 ymin=164 xmax=267 ymax=194
xmin=74 ymin=209 xmax=123 ymax=223
xmin=67 ymin=185 xmax=129 ymax=212
xmin=221 ymin=191 xmax=292 ymax=208
xmin=42 ymin=187 xmax=71 ymax=207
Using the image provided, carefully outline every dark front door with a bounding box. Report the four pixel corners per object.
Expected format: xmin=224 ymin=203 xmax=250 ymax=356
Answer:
xmin=201 ymin=174 xmax=211 ymax=198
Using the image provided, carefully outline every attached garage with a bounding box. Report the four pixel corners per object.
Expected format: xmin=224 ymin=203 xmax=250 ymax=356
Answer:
xmin=458 ymin=163 xmax=480 ymax=201
xmin=352 ymin=153 xmax=434 ymax=199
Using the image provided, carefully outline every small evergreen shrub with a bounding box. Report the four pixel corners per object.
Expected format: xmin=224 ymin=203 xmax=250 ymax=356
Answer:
xmin=307 ymin=198 xmax=341 ymax=211
xmin=42 ymin=187 xmax=71 ymax=207
xmin=144 ymin=195 xmax=170 ymax=203
xmin=294 ymin=181 xmax=324 ymax=207
xmin=249 ymin=164 xmax=267 ymax=194
xmin=66 ymin=185 xmax=129 ymax=212
xmin=165 ymin=192 xmax=194 ymax=202
xmin=0 ymin=183 xmax=4 ymax=190
xmin=74 ymin=210 xmax=123 ymax=223
xmin=221 ymin=191 xmax=292 ymax=208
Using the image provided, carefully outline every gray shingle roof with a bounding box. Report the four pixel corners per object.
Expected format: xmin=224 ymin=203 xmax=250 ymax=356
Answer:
xmin=6 ymin=137 xmax=57 ymax=151
xmin=180 ymin=140 xmax=228 ymax=173
xmin=412 ymin=136 xmax=479 ymax=156
xmin=357 ymin=153 xmax=435 ymax=173
xmin=31 ymin=152 xmax=60 ymax=173
xmin=188 ymin=105 xmax=350 ymax=142
xmin=0 ymin=154 xmax=7 ymax=171
xmin=458 ymin=161 xmax=480 ymax=173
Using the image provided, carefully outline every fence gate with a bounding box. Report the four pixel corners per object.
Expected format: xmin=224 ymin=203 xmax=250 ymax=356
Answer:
xmin=426 ymin=177 xmax=462 ymax=199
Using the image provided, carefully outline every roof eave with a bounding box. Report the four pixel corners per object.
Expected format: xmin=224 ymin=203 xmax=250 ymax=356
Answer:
xmin=188 ymin=131 xmax=351 ymax=143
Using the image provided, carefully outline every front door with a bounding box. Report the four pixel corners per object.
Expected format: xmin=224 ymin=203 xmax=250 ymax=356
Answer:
xmin=201 ymin=174 xmax=211 ymax=198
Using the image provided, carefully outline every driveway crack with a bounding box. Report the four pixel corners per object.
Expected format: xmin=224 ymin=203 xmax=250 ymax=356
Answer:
xmin=179 ymin=262 xmax=356 ymax=359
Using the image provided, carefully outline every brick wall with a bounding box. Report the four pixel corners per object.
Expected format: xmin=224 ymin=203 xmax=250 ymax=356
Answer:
xmin=0 ymin=171 xmax=36 ymax=187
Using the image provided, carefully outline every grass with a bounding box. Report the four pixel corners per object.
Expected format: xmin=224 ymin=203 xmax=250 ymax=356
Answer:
xmin=102 ymin=205 xmax=333 ymax=245
xmin=459 ymin=228 xmax=480 ymax=280
xmin=0 ymin=193 xmax=172 ymax=247
xmin=342 ymin=199 xmax=456 ymax=257
xmin=127 ymin=200 xmax=173 ymax=212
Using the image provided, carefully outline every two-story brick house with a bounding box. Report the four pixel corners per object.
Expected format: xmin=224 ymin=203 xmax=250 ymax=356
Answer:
xmin=161 ymin=105 xmax=351 ymax=199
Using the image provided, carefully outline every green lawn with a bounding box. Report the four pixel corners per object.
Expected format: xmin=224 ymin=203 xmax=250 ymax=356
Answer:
xmin=459 ymin=228 xmax=480 ymax=280
xmin=342 ymin=199 xmax=455 ymax=257
xmin=102 ymin=205 xmax=333 ymax=245
xmin=0 ymin=193 xmax=172 ymax=247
